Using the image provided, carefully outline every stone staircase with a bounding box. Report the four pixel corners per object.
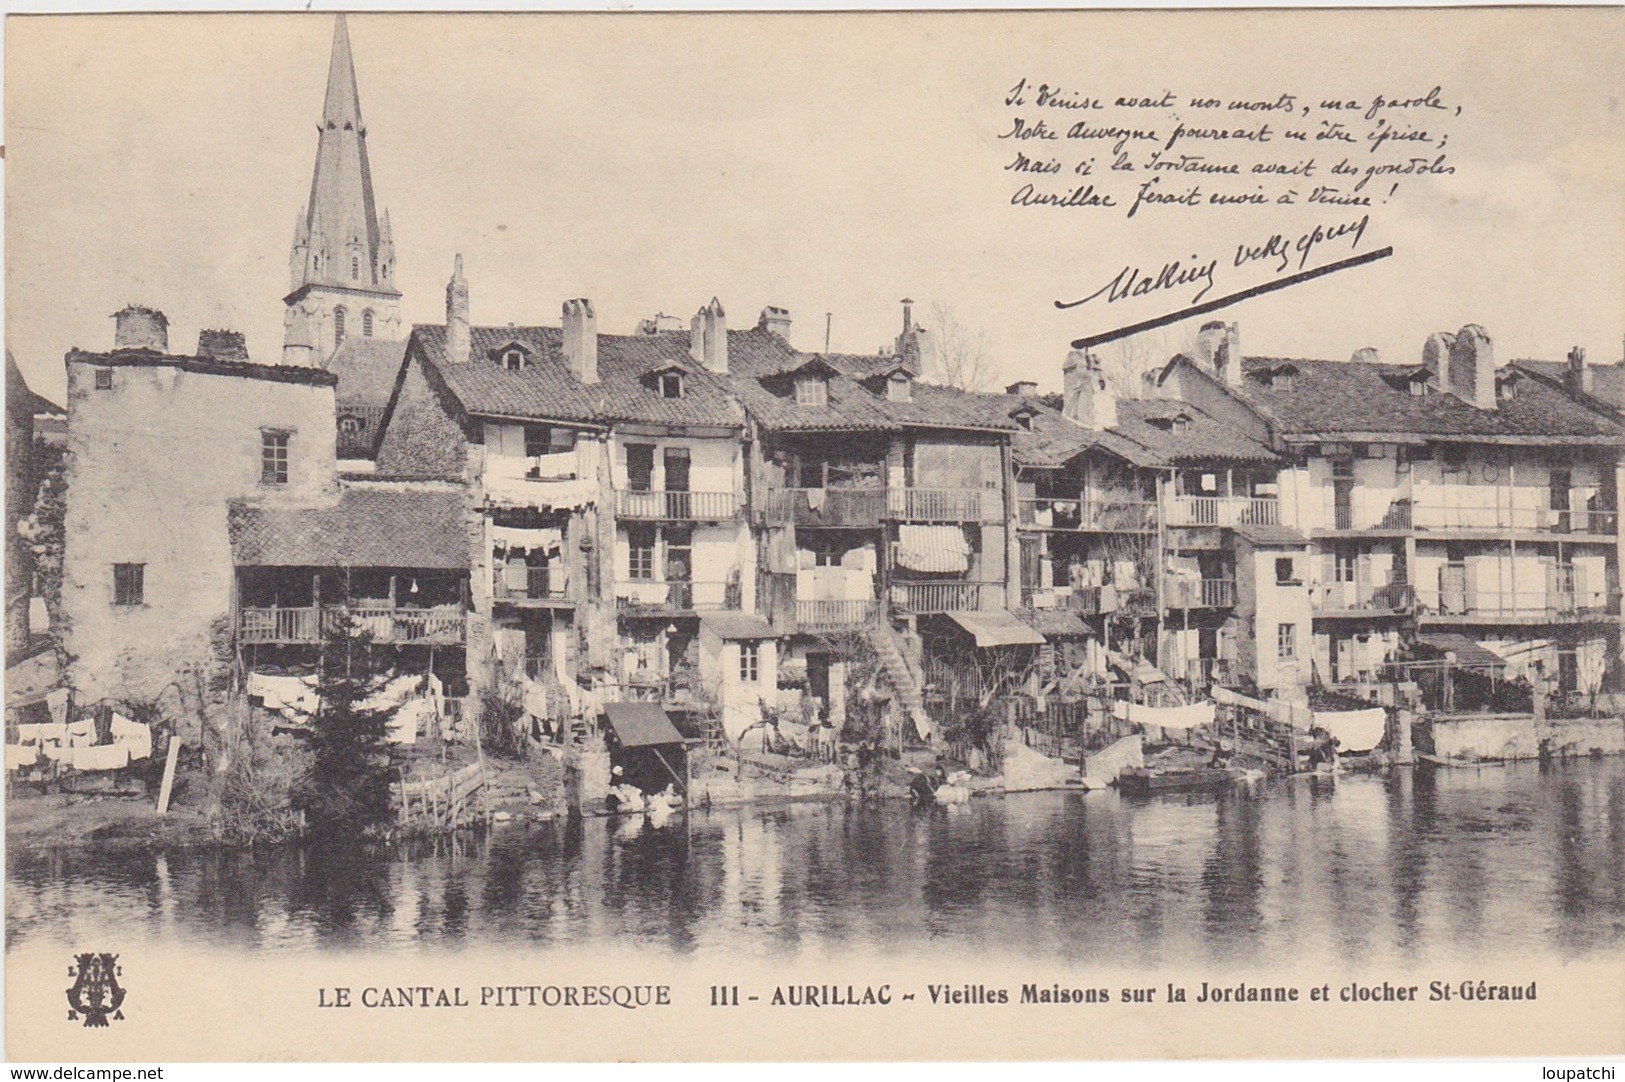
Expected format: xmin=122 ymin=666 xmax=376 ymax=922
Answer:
xmin=872 ymin=622 xmax=933 ymax=739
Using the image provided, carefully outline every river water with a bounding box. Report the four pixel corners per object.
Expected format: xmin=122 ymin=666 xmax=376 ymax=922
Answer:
xmin=7 ymin=760 xmax=1624 ymax=969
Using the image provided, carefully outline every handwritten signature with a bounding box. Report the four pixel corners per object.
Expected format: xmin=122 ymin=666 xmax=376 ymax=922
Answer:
xmin=1054 ymin=213 xmax=1370 ymax=310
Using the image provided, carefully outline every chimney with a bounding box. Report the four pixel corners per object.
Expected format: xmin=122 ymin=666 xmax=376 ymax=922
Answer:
xmin=112 ymin=305 xmax=168 ymax=352
xmin=1006 ymin=379 xmax=1038 ymax=397
xmin=895 ymin=298 xmax=925 ymax=374
xmin=1446 ymin=323 xmax=1495 ymax=410
xmin=1423 ymin=331 xmax=1453 ymax=397
xmin=1062 ymin=349 xmax=1116 ymax=430
xmin=1350 ymin=347 xmax=1380 ymax=364
xmin=690 ymin=297 xmax=728 ymax=373
xmin=758 ymin=306 xmax=792 ymax=339
xmin=1567 ymin=346 xmax=1592 ymax=396
xmin=1216 ymin=321 xmax=1242 ymax=386
xmin=196 ymin=329 xmax=248 ymax=362
xmin=1192 ymin=320 xmax=1226 ymax=371
xmin=562 ymin=298 xmax=598 ymax=384
xmin=445 ymin=254 xmax=471 ymax=365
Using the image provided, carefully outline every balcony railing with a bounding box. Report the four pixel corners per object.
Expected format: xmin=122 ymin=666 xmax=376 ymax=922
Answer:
xmin=1186 ymin=657 xmax=1232 ymax=691
xmin=1412 ymin=503 xmax=1619 ymax=536
xmin=1312 ymin=581 xmax=1415 ymax=614
xmin=765 ymin=486 xmax=888 ymax=528
xmin=1416 ymin=589 xmax=1613 ymax=620
xmin=1021 ymin=585 xmax=1107 ymax=614
xmin=1165 ymin=578 xmax=1238 ymax=608
xmin=1165 ymin=496 xmax=1280 ymax=528
xmin=616 ymin=579 xmax=742 ymax=612
xmin=492 ymin=565 xmax=569 ymax=603
xmin=615 ymin=489 xmax=741 ymax=521
xmin=1017 ymin=496 xmax=1158 ymax=532
xmin=887 ymin=487 xmax=996 ymax=522
xmin=238 ymin=605 xmax=466 ymax=645
xmin=1331 ymin=499 xmax=1413 ymax=532
xmin=890 ymin=580 xmax=1003 ymax=613
xmin=795 ymin=599 xmax=879 ymax=629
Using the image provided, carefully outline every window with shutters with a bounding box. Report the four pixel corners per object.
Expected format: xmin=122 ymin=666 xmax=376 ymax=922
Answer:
xmin=113 ymin=563 xmax=144 ymax=606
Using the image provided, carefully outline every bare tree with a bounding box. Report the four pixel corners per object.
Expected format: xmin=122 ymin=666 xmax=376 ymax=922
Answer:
xmin=1090 ymin=326 xmax=1185 ymax=399
xmin=923 ymin=301 xmax=997 ymax=393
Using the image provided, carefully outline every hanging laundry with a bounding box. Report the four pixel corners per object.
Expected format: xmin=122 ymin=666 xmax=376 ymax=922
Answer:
xmin=806 ymin=488 xmax=826 ymax=511
xmin=66 ymin=718 xmax=98 ymax=748
xmin=71 ymin=743 xmax=130 ymax=772
xmin=1123 ymin=701 xmax=1215 ymax=730
xmin=16 ymin=722 xmax=66 ymax=746
xmin=111 ymin=714 xmax=153 ymax=761
xmin=248 ymin=673 xmax=321 ymax=718
xmin=45 ymin=687 xmax=70 ymax=726
xmin=6 ymin=744 xmax=40 ymax=771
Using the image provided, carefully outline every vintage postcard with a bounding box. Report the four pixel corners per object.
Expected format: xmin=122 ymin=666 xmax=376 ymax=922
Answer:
xmin=4 ymin=6 xmax=1623 ymax=1064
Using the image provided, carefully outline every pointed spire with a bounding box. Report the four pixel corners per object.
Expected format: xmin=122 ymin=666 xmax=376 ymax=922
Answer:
xmin=323 ymin=14 xmax=364 ymax=132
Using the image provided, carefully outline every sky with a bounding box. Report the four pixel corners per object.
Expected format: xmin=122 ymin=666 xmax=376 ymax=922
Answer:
xmin=5 ymin=9 xmax=1623 ymax=405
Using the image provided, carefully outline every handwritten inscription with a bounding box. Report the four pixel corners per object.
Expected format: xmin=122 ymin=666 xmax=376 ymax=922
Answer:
xmin=1000 ymin=81 xmax=1460 ymax=216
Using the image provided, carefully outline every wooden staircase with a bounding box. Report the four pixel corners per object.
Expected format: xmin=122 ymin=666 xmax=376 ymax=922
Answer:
xmin=872 ymin=622 xmax=933 ymax=739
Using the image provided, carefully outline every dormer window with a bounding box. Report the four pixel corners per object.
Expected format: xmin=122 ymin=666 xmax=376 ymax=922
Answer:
xmin=660 ymin=371 xmax=685 ymax=399
xmin=1409 ymin=378 xmax=1428 ymax=397
xmin=796 ymin=376 xmax=828 ymax=407
xmin=887 ymin=373 xmax=912 ymax=403
xmin=502 ymin=349 xmax=528 ymax=372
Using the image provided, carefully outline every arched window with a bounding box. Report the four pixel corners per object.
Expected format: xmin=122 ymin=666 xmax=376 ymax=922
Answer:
xmin=502 ymin=348 xmax=528 ymax=372
xmin=334 ymin=306 xmax=348 ymax=345
xmin=362 ymin=310 xmax=375 ymax=338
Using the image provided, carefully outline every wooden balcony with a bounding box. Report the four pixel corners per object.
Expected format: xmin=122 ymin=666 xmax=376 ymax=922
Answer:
xmin=886 ymin=487 xmax=998 ymax=523
xmin=1021 ymin=585 xmax=1106 ymax=615
xmin=615 ymin=489 xmax=740 ymax=521
xmin=1312 ymin=581 xmax=1415 ymax=616
xmin=616 ymin=579 xmax=742 ymax=613
xmin=890 ymin=580 xmax=1003 ymax=613
xmin=1416 ymin=589 xmax=1618 ymax=625
xmin=238 ymin=605 xmax=466 ymax=645
xmin=795 ymin=599 xmax=880 ymax=630
xmin=1017 ymin=496 xmax=1157 ymax=532
xmin=1165 ymin=496 xmax=1280 ymax=528
xmin=1166 ymin=578 xmax=1238 ymax=608
xmin=492 ymin=566 xmax=570 ymax=605
xmin=764 ymin=486 xmax=887 ymax=528
xmin=1411 ymin=503 xmax=1619 ymax=539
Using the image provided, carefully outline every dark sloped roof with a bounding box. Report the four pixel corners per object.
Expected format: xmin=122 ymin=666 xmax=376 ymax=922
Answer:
xmin=1110 ymin=399 xmax=1279 ymax=464
xmin=1233 ymin=523 xmax=1310 ymax=547
xmin=1234 ymin=356 xmax=1623 ymax=442
xmin=6 ymin=352 xmax=63 ymax=418
xmin=229 ymin=487 xmax=467 ymax=569
xmin=326 ymin=337 xmax=408 ymax=408
xmin=603 ymin=701 xmax=685 ymax=747
xmin=410 ymin=324 xmax=746 ymax=428
xmin=879 ymin=383 xmax=1019 ymax=432
xmin=725 ymin=370 xmax=897 ymax=432
xmin=1513 ymin=359 xmax=1625 ymax=416
xmin=67 ymin=348 xmax=336 ymax=387
xmin=1007 ymin=394 xmax=1169 ymax=468
xmin=412 ymin=324 xmax=598 ymax=423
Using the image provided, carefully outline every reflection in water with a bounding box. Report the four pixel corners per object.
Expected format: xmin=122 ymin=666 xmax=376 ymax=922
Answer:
xmin=8 ymin=760 xmax=1625 ymax=968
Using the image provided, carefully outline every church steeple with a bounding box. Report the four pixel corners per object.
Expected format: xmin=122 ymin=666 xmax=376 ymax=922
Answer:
xmin=283 ymin=14 xmax=401 ymax=365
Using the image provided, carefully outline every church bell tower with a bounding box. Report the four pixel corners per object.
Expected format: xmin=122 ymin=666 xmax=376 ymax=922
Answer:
xmin=283 ymin=15 xmax=401 ymax=365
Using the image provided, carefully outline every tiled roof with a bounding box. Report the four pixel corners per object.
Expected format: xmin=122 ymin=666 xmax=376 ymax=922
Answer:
xmin=229 ymin=487 xmax=467 ymax=569
xmin=410 ymin=324 xmax=746 ymax=428
xmin=1007 ymin=395 xmax=1169 ymax=468
xmin=326 ymin=337 xmax=408 ymax=408
xmin=1513 ymin=359 xmax=1625 ymax=416
xmin=1232 ymin=523 xmax=1310 ymax=547
xmin=67 ymin=348 xmax=336 ymax=387
xmin=411 ymin=325 xmax=599 ymax=424
xmin=1110 ymin=399 xmax=1280 ymax=464
xmin=1234 ymin=356 xmax=1624 ymax=442
xmin=724 ymin=367 xmax=897 ymax=432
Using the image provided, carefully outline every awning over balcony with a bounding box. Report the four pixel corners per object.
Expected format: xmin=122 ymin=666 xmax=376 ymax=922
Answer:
xmin=603 ymin=702 xmax=685 ymax=748
xmin=896 ymin=525 xmax=969 ymax=573
xmin=1018 ymin=608 xmax=1091 ymax=638
xmin=947 ymin=610 xmax=1046 ymax=648
xmin=1415 ymin=632 xmax=1506 ymax=670
xmin=699 ymin=612 xmax=777 ymax=640
xmin=491 ymin=524 xmax=562 ymax=553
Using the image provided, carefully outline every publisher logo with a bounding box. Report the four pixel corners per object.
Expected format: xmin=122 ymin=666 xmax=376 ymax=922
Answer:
xmin=66 ymin=952 xmax=126 ymax=1028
